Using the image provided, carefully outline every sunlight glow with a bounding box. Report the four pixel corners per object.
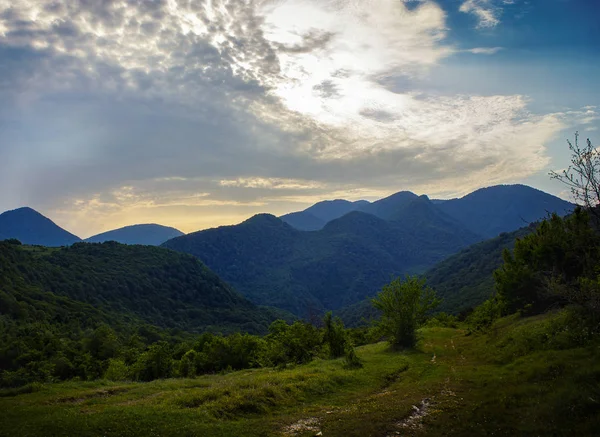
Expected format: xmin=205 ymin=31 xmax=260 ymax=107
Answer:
xmin=258 ymin=0 xmax=452 ymax=147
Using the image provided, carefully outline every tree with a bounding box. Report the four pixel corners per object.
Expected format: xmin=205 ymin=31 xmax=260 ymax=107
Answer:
xmin=322 ymin=312 xmax=347 ymax=358
xmin=550 ymin=133 xmax=600 ymax=219
xmin=131 ymin=341 xmax=172 ymax=381
xmin=372 ymin=276 xmax=440 ymax=348
xmin=494 ymin=209 xmax=600 ymax=314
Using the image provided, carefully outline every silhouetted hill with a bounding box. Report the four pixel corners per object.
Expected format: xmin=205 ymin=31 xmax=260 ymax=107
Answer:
xmin=306 ymin=199 xmax=370 ymax=222
xmin=389 ymin=195 xmax=482 ymax=253
xmin=280 ymin=211 xmax=325 ymax=231
xmin=437 ymin=184 xmax=574 ymax=238
xmin=85 ymin=224 xmax=184 ymax=245
xmin=280 ymin=185 xmax=573 ymax=238
xmin=0 ymin=240 xmax=282 ymax=334
xmin=0 ymin=207 xmax=81 ymax=247
xmin=163 ymin=207 xmax=480 ymax=316
xmin=357 ymin=191 xmax=419 ymax=220
xmin=281 ymin=199 xmax=369 ymax=231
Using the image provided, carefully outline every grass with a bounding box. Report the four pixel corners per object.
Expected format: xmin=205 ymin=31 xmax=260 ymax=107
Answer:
xmin=2 ymin=310 xmax=599 ymax=436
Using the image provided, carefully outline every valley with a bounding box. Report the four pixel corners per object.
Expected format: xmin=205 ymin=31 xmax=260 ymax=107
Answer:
xmin=2 ymin=1 xmax=598 ymax=434
xmin=1 ymin=184 xmax=597 ymax=436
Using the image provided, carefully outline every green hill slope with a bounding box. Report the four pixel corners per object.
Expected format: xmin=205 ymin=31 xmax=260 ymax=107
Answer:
xmin=425 ymin=225 xmax=535 ymax=314
xmin=0 ymin=240 xmax=279 ymax=334
xmin=163 ymin=199 xmax=480 ymax=316
xmin=335 ymin=223 xmax=536 ymax=326
xmin=3 ymin=310 xmax=598 ymax=437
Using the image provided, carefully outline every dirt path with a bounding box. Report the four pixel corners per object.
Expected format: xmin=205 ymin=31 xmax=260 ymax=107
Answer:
xmin=280 ymin=333 xmax=467 ymax=437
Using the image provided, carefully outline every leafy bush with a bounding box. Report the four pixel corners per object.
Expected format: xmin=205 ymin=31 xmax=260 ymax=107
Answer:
xmin=490 ymin=308 xmax=600 ymax=363
xmin=466 ymin=298 xmax=504 ymax=332
xmin=104 ymin=359 xmax=129 ymax=381
xmin=425 ymin=312 xmax=459 ymax=328
xmin=196 ymin=333 xmax=264 ymax=373
xmin=372 ymin=276 xmax=440 ymax=348
xmin=343 ymin=346 xmax=363 ymax=369
xmin=176 ymin=350 xmax=198 ymax=378
xmin=131 ymin=342 xmax=173 ymax=381
xmin=260 ymin=320 xmax=322 ymax=366
xmin=323 ymin=312 xmax=347 ymax=358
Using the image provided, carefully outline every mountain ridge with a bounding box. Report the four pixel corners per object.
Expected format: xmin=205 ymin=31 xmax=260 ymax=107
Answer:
xmin=162 ymin=202 xmax=481 ymax=315
xmin=279 ymin=184 xmax=573 ymax=238
xmin=436 ymin=184 xmax=573 ymax=238
xmin=85 ymin=223 xmax=184 ymax=246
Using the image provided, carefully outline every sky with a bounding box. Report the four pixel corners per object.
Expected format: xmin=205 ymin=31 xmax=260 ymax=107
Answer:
xmin=0 ymin=0 xmax=599 ymax=238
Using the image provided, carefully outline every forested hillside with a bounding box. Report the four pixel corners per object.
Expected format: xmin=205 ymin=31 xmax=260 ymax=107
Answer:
xmin=425 ymin=225 xmax=535 ymax=314
xmin=163 ymin=196 xmax=480 ymax=316
xmin=0 ymin=240 xmax=287 ymax=387
xmin=0 ymin=240 xmax=278 ymax=333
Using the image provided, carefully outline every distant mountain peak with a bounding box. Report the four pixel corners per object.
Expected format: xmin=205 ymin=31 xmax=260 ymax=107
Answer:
xmin=356 ymin=190 xmax=419 ymax=220
xmin=322 ymin=210 xmax=388 ymax=232
xmin=243 ymin=213 xmax=285 ymax=225
xmin=6 ymin=206 xmax=48 ymax=218
xmin=0 ymin=207 xmax=81 ymax=247
xmin=11 ymin=206 xmax=37 ymax=213
xmin=281 ymin=198 xmax=372 ymax=231
xmin=279 ymin=211 xmax=325 ymax=232
xmin=437 ymin=184 xmax=574 ymax=238
xmin=85 ymin=223 xmax=184 ymax=246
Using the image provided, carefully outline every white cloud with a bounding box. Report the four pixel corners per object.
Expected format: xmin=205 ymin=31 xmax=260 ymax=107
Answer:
xmin=219 ymin=177 xmax=325 ymax=190
xmin=0 ymin=0 xmax=594 ymax=235
xmin=467 ymin=47 xmax=503 ymax=54
xmin=459 ymin=0 xmax=500 ymax=28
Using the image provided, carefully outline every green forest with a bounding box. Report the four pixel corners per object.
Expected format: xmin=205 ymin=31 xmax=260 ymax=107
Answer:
xmin=0 ymin=241 xmax=296 ymax=387
xmin=2 ymin=153 xmax=600 ymax=434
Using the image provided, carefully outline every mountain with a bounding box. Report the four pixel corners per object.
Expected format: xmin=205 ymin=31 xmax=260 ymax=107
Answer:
xmin=386 ymin=195 xmax=482 ymax=250
xmin=281 ymin=199 xmax=369 ymax=231
xmin=0 ymin=240 xmax=282 ymax=334
xmin=279 ymin=211 xmax=325 ymax=231
xmin=437 ymin=184 xmax=574 ymax=239
xmin=164 ymin=214 xmax=318 ymax=314
xmin=424 ymin=225 xmax=535 ymax=315
xmin=0 ymin=207 xmax=81 ymax=247
xmin=336 ymin=223 xmax=536 ymax=327
xmin=306 ymin=199 xmax=371 ymax=222
xmin=281 ymin=185 xmax=574 ymax=238
xmin=85 ymin=224 xmax=184 ymax=245
xmin=163 ymin=201 xmax=481 ymax=316
xmin=357 ymin=191 xmax=419 ymax=220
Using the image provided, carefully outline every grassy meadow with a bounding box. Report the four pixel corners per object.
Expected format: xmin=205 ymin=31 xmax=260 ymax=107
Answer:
xmin=2 ymin=310 xmax=599 ymax=437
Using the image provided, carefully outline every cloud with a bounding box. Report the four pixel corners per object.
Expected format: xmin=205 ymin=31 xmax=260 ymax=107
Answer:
xmin=219 ymin=177 xmax=325 ymax=190
xmin=459 ymin=0 xmax=500 ymax=28
xmin=466 ymin=47 xmax=503 ymax=54
xmin=0 ymin=0 xmax=594 ymax=236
